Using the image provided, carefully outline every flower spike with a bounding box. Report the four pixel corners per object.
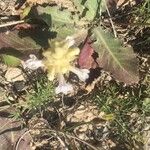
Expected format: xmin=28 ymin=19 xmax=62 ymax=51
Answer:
xmin=23 ymin=37 xmax=90 ymax=95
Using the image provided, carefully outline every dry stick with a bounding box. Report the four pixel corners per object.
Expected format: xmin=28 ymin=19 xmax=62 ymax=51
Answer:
xmin=66 ymin=134 xmax=99 ymax=150
xmin=47 ymin=128 xmax=98 ymax=150
xmin=105 ymin=1 xmax=117 ymax=38
xmin=56 ymin=134 xmax=69 ymax=150
xmin=15 ymin=130 xmax=32 ymax=150
xmin=30 ymin=128 xmax=99 ymax=150
xmin=0 ymin=20 xmax=24 ymax=28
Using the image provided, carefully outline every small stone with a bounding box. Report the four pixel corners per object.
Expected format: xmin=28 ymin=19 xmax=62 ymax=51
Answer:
xmin=13 ymin=81 xmax=26 ymax=92
xmin=5 ymin=68 xmax=25 ymax=82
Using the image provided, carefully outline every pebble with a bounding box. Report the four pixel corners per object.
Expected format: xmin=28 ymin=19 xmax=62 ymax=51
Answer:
xmin=5 ymin=67 xmax=25 ymax=82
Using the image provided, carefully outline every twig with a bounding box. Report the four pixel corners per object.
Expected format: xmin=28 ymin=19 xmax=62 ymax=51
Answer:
xmin=15 ymin=130 xmax=32 ymax=150
xmin=55 ymin=134 xmax=69 ymax=150
xmin=32 ymin=128 xmax=99 ymax=150
xmin=105 ymin=1 xmax=117 ymax=38
xmin=0 ymin=20 xmax=24 ymax=28
xmin=66 ymin=134 xmax=99 ymax=150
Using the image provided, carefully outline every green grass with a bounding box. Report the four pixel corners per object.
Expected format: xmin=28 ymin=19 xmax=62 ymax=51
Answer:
xmin=10 ymin=76 xmax=55 ymax=120
xmin=26 ymin=79 xmax=55 ymax=110
xmin=133 ymin=0 xmax=150 ymax=24
xmin=93 ymin=80 xmax=150 ymax=149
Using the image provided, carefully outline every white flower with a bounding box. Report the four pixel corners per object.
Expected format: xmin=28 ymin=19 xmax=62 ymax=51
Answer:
xmin=22 ymin=54 xmax=44 ymax=70
xmin=65 ymin=36 xmax=75 ymax=47
xmin=55 ymin=74 xmax=73 ymax=94
xmin=55 ymin=83 xmax=73 ymax=95
xmin=70 ymin=67 xmax=90 ymax=82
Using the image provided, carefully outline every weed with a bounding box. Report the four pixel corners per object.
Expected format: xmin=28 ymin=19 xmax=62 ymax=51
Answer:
xmin=93 ymin=81 xmax=149 ymax=149
xmin=26 ymin=78 xmax=55 ymax=111
xmin=10 ymin=76 xmax=55 ymax=120
xmin=133 ymin=0 xmax=150 ymax=23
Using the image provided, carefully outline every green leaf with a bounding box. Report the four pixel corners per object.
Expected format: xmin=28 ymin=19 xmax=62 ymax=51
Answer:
xmin=91 ymin=26 xmax=139 ymax=84
xmin=102 ymin=113 xmax=115 ymax=121
xmin=21 ymin=6 xmax=32 ymax=19
xmin=36 ymin=6 xmax=77 ymax=26
xmin=73 ymin=0 xmax=105 ymax=20
xmin=143 ymin=98 xmax=150 ymax=113
xmin=35 ymin=5 xmax=87 ymax=40
xmin=73 ymin=0 xmax=85 ymax=14
xmin=53 ymin=25 xmax=76 ymax=40
xmin=84 ymin=0 xmax=100 ymax=20
xmin=1 ymin=54 xmax=21 ymax=67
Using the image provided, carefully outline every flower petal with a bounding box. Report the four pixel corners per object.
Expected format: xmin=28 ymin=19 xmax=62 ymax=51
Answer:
xmin=55 ymin=83 xmax=73 ymax=94
xmin=23 ymin=54 xmax=44 ymax=70
xmin=67 ymin=48 xmax=80 ymax=59
xmin=66 ymin=36 xmax=75 ymax=48
xmin=55 ymin=74 xmax=73 ymax=94
xmin=70 ymin=67 xmax=89 ymax=82
xmin=47 ymin=68 xmax=55 ymax=81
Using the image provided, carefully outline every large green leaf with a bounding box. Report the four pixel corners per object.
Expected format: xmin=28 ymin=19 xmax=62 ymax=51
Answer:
xmin=73 ymin=0 xmax=105 ymax=21
xmin=35 ymin=5 xmax=87 ymax=40
xmin=91 ymin=26 xmax=139 ymax=84
xmin=36 ymin=6 xmax=78 ymax=26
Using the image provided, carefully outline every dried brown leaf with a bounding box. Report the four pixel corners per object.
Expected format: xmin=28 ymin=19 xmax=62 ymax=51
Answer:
xmin=0 ymin=30 xmax=40 ymax=53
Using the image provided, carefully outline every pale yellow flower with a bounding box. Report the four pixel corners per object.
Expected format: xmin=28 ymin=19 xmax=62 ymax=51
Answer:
xmin=42 ymin=39 xmax=80 ymax=81
xmin=23 ymin=37 xmax=89 ymax=94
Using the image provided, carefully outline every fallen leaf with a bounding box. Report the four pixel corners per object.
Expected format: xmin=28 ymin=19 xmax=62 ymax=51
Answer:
xmin=0 ymin=117 xmax=32 ymax=150
xmin=0 ymin=28 xmax=54 ymax=60
xmin=78 ymin=38 xmax=97 ymax=69
xmin=5 ymin=68 xmax=25 ymax=82
xmin=0 ymin=30 xmax=41 ymax=52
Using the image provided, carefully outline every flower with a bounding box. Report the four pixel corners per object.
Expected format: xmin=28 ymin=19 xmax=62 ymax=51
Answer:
xmin=22 ymin=54 xmax=44 ymax=70
xmin=23 ymin=37 xmax=89 ymax=95
xmin=42 ymin=38 xmax=80 ymax=81
xmin=55 ymin=74 xmax=73 ymax=94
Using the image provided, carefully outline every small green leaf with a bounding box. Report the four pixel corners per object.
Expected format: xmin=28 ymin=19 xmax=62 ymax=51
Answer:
xmin=143 ymin=98 xmax=150 ymax=113
xmin=1 ymin=54 xmax=21 ymax=67
xmin=84 ymin=0 xmax=100 ymax=20
xmin=73 ymin=0 xmax=105 ymax=20
xmin=102 ymin=113 xmax=115 ymax=121
xmin=21 ymin=6 xmax=32 ymax=19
